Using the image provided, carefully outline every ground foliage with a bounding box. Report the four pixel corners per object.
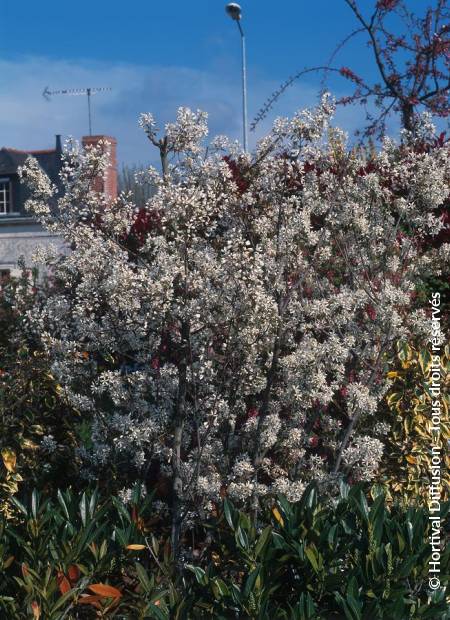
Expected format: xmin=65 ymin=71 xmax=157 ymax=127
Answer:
xmin=376 ymin=340 xmax=450 ymax=503
xmin=0 ymin=483 xmax=448 ymax=619
xmin=0 ymin=269 xmax=81 ymax=518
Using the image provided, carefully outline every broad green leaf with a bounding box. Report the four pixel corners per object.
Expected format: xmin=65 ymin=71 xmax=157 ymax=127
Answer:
xmin=135 ymin=562 xmax=152 ymax=593
xmin=305 ymin=546 xmax=320 ymax=573
xmin=145 ymin=602 xmax=168 ymax=620
xmin=79 ymin=493 xmax=87 ymax=527
xmin=57 ymin=490 xmax=70 ymax=520
xmin=223 ymin=499 xmax=235 ymax=529
xmin=243 ymin=567 xmax=260 ymax=599
xmin=255 ymin=525 xmax=272 ymax=558
xmin=186 ymin=565 xmax=208 ymax=585
xmin=31 ymin=489 xmax=38 ymax=520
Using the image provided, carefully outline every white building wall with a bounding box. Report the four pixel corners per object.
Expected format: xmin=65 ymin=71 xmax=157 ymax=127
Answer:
xmin=0 ymin=217 xmax=65 ymax=277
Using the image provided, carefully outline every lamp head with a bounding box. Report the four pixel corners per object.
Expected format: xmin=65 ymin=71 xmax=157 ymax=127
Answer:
xmin=225 ymin=3 xmax=242 ymax=20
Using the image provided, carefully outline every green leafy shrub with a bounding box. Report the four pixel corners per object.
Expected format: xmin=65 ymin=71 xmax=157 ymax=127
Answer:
xmin=186 ymin=483 xmax=449 ymax=619
xmin=376 ymin=341 xmax=450 ymax=504
xmin=0 ymin=271 xmax=81 ymax=517
xmin=0 ymin=486 xmax=169 ymax=618
xmin=0 ymin=484 xmax=448 ymax=618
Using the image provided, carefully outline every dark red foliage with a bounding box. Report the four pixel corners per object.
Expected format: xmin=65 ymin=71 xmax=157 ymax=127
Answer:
xmin=339 ymin=67 xmax=364 ymax=85
xmin=223 ymin=156 xmax=249 ymax=194
xmin=128 ymin=208 xmax=162 ymax=247
xmin=150 ymin=356 xmax=160 ymax=370
xmin=326 ymin=2 xmax=449 ymax=136
xmin=377 ymin=0 xmax=399 ymax=10
xmin=365 ymin=305 xmax=377 ymax=321
xmin=339 ymin=386 xmax=349 ymax=398
xmin=357 ymin=161 xmax=378 ymax=176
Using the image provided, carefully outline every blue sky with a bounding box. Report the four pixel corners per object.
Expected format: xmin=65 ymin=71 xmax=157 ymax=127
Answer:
xmin=1 ymin=0 xmax=399 ymax=165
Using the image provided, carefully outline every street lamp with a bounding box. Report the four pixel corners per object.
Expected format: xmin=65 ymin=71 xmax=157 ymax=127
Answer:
xmin=225 ymin=3 xmax=248 ymax=152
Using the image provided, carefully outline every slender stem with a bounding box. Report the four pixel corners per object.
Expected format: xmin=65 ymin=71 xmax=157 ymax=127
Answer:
xmin=171 ymin=319 xmax=189 ymax=563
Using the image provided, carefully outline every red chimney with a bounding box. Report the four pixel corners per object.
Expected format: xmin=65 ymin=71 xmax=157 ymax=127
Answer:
xmin=81 ymin=135 xmax=117 ymax=202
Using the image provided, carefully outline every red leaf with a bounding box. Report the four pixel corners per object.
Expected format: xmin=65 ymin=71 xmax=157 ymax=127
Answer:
xmin=31 ymin=601 xmax=40 ymax=619
xmin=78 ymin=595 xmax=103 ymax=609
xmin=88 ymin=583 xmax=122 ymax=599
xmin=67 ymin=564 xmax=80 ymax=583
xmin=57 ymin=572 xmax=71 ymax=595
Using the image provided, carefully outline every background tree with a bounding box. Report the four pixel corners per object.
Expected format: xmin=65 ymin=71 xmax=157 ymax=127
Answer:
xmin=252 ymin=0 xmax=450 ymax=138
xmin=118 ymin=164 xmax=156 ymax=208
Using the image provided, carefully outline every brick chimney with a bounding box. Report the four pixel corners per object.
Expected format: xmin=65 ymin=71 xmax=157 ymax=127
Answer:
xmin=81 ymin=135 xmax=117 ymax=202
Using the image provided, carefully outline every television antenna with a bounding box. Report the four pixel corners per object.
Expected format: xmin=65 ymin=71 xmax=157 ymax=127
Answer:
xmin=42 ymin=86 xmax=112 ymax=136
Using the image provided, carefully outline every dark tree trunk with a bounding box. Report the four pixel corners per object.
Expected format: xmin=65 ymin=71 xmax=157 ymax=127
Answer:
xmin=401 ymin=102 xmax=415 ymax=133
xmin=171 ymin=319 xmax=189 ymax=564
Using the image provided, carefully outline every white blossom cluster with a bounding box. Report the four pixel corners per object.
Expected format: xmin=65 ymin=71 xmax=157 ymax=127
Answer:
xmin=342 ymin=435 xmax=385 ymax=482
xmin=20 ymin=97 xmax=449 ymax=517
xmin=40 ymin=434 xmax=58 ymax=453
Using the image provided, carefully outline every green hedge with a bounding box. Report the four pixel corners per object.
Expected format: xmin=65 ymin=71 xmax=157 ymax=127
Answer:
xmin=0 ymin=483 xmax=448 ymax=618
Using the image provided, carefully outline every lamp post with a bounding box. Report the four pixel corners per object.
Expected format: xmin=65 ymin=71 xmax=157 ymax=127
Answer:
xmin=225 ymin=3 xmax=248 ymax=152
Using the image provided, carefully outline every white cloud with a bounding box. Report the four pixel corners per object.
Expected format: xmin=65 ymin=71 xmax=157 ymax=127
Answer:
xmin=0 ymin=55 xmax=370 ymax=166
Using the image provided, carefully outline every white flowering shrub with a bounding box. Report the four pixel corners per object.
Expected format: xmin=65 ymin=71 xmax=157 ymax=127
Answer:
xmin=20 ymin=97 xmax=449 ymax=552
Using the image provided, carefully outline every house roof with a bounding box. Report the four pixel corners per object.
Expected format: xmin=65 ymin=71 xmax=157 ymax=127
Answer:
xmin=0 ymin=138 xmax=62 ymax=182
xmin=0 ymin=148 xmax=29 ymax=176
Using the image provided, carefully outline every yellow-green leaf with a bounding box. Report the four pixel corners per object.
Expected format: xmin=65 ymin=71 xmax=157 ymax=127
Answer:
xmin=272 ymin=507 xmax=284 ymax=527
xmin=1 ymin=448 xmax=16 ymax=473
